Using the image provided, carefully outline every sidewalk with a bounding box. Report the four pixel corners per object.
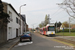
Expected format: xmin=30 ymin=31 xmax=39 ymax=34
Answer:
xmin=0 ymin=37 xmax=20 ymax=50
xmin=55 ymin=36 xmax=75 ymax=41
xmin=54 ymin=36 xmax=75 ymax=47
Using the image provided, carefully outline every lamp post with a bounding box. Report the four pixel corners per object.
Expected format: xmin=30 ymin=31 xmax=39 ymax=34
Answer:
xmin=19 ymin=4 xmax=26 ymax=35
xmin=31 ymin=23 xmax=36 ymax=33
xmin=19 ymin=4 xmax=26 ymax=13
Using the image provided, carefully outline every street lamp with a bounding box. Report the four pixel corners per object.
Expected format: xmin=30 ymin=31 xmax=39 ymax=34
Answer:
xmin=19 ymin=4 xmax=26 ymax=35
xmin=19 ymin=4 xmax=26 ymax=14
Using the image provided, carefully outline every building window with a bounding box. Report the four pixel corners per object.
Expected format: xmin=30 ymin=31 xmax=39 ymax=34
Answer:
xmin=16 ymin=17 xmax=18 ymax=23
xmin=19 ymin=19 xmax=21 ymax=25
xmin=9 ymin=11 xmax=13 ymax=21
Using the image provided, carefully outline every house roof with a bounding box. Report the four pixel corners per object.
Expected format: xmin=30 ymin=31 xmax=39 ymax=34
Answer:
xmin=2 ymin=2 xmax=28 ymax=24
xmin=71 ymin=25 xmax=75 ymax=29
xmin=2 ymin=2 xmax=19 ymax=17
xmin=8 ymin=4 xmax=19 ymax=16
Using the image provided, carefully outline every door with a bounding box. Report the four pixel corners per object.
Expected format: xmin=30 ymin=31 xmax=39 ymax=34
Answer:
xmin=16 ymin=29 xmax=18 ymax=37
xmin=8 ymin=27 xmax=12 ymax=39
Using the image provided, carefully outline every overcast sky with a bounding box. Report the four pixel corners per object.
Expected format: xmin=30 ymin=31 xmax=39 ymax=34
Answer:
xmin=2 ymin=0 xmax=70 ymax=28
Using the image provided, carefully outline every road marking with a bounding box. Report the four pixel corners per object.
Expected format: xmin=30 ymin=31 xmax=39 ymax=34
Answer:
xmin=15 ymin=41 xmax=33 ymax=47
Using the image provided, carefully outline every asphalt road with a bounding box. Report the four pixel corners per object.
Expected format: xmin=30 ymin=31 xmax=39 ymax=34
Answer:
xmin=11 ymin=33 xmax=74 ymax=50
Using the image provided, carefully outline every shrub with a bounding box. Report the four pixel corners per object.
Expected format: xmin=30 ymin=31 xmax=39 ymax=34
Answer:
xmin=60 ymin=29 xmax=75 ymax=32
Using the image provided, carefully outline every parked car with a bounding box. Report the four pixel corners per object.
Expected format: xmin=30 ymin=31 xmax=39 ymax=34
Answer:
xmin=20 ymin=32 xmax=32 ymax=42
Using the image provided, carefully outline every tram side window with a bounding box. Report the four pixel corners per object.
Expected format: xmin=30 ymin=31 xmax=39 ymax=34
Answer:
xmin=44 ymin=28 xmax=47 ymax=31
xmin=40 ymin=30 xmax=43 ymax=32
xmin=48 ymin=26 xmax=55 ymax=31
xmin=41 ymin=30 xmax=43 ymax=32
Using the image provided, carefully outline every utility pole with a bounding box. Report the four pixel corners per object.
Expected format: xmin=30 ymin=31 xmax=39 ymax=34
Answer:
xmin=48 ymin=14 xmax=50 ymax=24
xmin=69 ymin=17 xmax=71 ymax=34
xmin=56 ymin=21 xmax=57 ymax=33
xmin=69 ymin=17 xmax=75 ymax=34
xmin=32 ymin=23 xmax=36 ymax=33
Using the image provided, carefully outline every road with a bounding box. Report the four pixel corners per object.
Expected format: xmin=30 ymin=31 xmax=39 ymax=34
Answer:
xmin=11 ymin=33 xmax=74 ymax=50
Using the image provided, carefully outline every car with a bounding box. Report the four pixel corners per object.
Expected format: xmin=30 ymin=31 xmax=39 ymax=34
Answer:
xmin=20 ymin=32 xmax=32 ymax=42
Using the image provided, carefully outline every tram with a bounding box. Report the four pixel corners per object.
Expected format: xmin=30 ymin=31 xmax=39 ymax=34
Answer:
xmin=40 ymin=23 xmax=55 ymax=36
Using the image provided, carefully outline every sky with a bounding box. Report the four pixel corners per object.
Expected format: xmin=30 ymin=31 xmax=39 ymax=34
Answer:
xmin=2 ymin=0 xmax=71 ymax=28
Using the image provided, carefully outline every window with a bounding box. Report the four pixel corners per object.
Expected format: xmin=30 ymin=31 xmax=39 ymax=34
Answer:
xmin=9 ymin=11 xmax=12 ymax=21
xmin=18 ymin=19 xmax=21 ymax=25
xmin=48 ymin=26 xmax=55 ymax=31
xmin=44 ymin=28 xmax=46 ymax=31
xmin=16 ymin=17 xmax=18 ymax=23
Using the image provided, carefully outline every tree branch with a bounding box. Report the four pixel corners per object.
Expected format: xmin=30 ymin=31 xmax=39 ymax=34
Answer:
xmin=66 ymin=9 xmax=75 ymax=18
xmin=69 ymin=5 xmax=75 ymax=13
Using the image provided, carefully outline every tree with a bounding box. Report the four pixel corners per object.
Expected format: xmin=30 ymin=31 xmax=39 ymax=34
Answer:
xmin=0 ymin=0 xmax=9 ymax=30
xmin=39 ymin=24 xmax=42 ymax=28
xmin=58 ymin=22 xmax=62 ymax=27
xmin=39 ymin=14 xmax=50 ymax=28
xmin=0 ymin=0 xmax=10 ymax=42
xmin=44 ymin=14 xmax=50 ymax=26
xmin=58 ymin=0 xmax=75 ymax=18
xmin=55 ymin=21 xmax=62 ymax=27
xmin=0 ymin=0 xmax=9 ymax=24
xmin=62 ymin=21 xmax=69 ymax=28
xmin=39 ymin=21 xmax=44 ymax=28
xmin=36 ymin=27 xmax=39 ymax=30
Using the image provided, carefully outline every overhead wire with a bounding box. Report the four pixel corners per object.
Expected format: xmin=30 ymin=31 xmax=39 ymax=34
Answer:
xmin=51 ymin=8 xmax=62 ymax=16
xmin=50 ymin=8 xmax=65 ymax=22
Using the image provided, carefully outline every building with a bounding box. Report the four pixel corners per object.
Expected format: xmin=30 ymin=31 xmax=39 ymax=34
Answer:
xmin=26 ymin=24 xmax=29 ymax=31
xmin=60 ymin=25 xmax=63 ymax=30
xmin=71 ymin=25 xmax=75 ymax=29
xmin=29 ymin=28 xmax=32 ymax=32
xmin=21 ymin=15 xmax=29 ymax=33
xmin=3 ymin=2 xmax=21 ymax=40
xmin=21 ymin=15 xmax=26 ymax=34
xmin=0 ymin=1 xmax=28 ymax=44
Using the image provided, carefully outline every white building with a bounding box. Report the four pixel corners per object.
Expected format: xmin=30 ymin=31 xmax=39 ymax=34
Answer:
xmin=3 ymin=2 xmax=21 ymax=40
xmin=2 ymin=2 xmax=27 ymax=40
xmin=60 ymin=25 xmax=63 ymax=30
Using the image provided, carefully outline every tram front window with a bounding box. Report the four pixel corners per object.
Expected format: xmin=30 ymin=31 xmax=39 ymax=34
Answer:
xmin=48 ymin=26 xmax=55 ymax=31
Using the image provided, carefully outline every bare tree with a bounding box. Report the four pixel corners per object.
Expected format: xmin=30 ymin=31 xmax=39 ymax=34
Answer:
xmin=58 ymin=0 xmax=75 ymax=18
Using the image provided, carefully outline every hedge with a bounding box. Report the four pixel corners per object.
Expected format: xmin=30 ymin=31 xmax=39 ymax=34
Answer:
xmin=55 ymin=29 xmax=75 ymax=33
xmin=60 ymin=29 xmax=75 ymax=32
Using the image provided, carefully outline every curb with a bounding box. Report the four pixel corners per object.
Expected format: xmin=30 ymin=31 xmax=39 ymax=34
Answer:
xmin=8 ymin=40 xmax=19 ymax=50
